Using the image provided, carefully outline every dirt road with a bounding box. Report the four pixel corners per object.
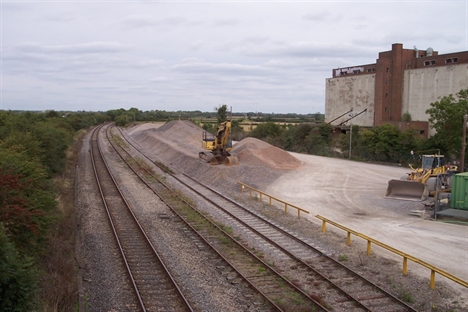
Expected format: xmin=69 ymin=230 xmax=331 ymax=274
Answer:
xmin=266 ymin=152 xmax=468 ymax=295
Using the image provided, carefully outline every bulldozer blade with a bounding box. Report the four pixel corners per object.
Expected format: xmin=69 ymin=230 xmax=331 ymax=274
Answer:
xmin=385 ymin=180 xmax=428 ymax=201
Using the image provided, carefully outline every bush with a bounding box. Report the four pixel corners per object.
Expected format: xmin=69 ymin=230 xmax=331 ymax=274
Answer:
xmin=0 ymin=223 xmax=38 ymax=312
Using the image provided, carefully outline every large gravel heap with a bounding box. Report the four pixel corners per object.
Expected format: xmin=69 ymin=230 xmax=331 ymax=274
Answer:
xmin=128 ymin=120 xmax=302 ymax=189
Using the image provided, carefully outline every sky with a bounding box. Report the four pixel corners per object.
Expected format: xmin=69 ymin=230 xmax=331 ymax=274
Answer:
xmin=1 ymin=1 xmax=467 ymax=114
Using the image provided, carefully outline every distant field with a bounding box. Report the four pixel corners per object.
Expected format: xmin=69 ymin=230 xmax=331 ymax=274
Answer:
xmin=195 ymin=117 xmax=317 ymax=131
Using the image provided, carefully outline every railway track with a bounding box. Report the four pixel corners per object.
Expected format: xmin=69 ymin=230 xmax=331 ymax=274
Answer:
xmin=111 ymin=124 xmax=419 ymax=311
xmin=90 ymin=125 xmax=193 ymax=312
xmin=105 ymin=125 xmax=327 ymax=311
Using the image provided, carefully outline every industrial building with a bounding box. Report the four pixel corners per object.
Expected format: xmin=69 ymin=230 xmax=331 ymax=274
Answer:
xmin=325 ymin=43 xmax=468 ymax=137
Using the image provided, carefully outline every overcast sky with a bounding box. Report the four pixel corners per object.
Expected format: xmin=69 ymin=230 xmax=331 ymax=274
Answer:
xmin=1 ymin=1 xmax=467 ymax=114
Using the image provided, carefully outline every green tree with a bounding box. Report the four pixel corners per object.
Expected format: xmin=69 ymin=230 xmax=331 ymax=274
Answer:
xmin=356 ymin=124 xmax=403 ymax=162
xmin=426 ymin=88 xmax=468 ymax=158
xmin=215 ymin=104 xmax=228 ymax=123
xmin=304 ymin=124 xmax=333 ymax=156
xmin=250 ymin=122 xmax=282 ymax=141
xmin=0 ymin=223 xmax=38 ymax=312
xmin=114 ymin=115 xmax=127 ymax=127
xmin=32 ymin=121 xmax=73 ymax=175
xmin=0 ymin=149 xmax=55 ymax=254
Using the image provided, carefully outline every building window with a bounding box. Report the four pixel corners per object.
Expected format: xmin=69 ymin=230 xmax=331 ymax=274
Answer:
xmin=420 ymin=130 xmax=425 ymax=135
xmin=386 ymin=80 xmax=389 ymax=85
xmin=424 ymin=60 xmax=436 ymax=66
xmin=446 ymin=58 xmax=452 ymax=64
xmin=385 ymin=93 xmax=389 ymax=98
xmin=386 ymin=67 xmax=389 ymax=73
xmin=453 ymin=57 xmax=458 ymax=63
xmin=446 ymin=57 xmax=458 ymax=64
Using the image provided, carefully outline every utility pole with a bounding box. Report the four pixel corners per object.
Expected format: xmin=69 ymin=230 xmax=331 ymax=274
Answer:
xmin=349 ymin=123 xmax=353 ymax=159
xmin=348 ymin=112 xmax=357 ymax=159
xmin=461 ymin=114 xmax=468 ymax=173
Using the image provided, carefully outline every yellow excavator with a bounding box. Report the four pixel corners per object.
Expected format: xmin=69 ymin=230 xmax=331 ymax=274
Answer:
xmin=199 ymin=121 xmax=239 ymax=165
xmin=385 ymin=152 xmax=457 ymax=201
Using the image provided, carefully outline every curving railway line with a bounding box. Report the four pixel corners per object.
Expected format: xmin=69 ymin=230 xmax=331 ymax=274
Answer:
xmin=110 ymin=124 xmax=419 ymax=312
xmin=104 ymin=124 xmax=327 ymax=311
xmin=87 ymin=123 xmax=420 ymax=311
xmin=90 ymin=125 xmax=193 ymax=312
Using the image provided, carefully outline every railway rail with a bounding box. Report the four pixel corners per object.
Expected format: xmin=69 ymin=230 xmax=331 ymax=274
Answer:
xmin=105 ymin=125 xmax=327 ymax=311
xmin=90 ymin=125 xmax=193 ymax=312
xmin=111 ymin=124 xmax=418 ymax=311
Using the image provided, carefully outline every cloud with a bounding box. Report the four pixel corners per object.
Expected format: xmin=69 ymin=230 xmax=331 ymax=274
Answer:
xmin=172 ymin=59 xmax=269 ymax=77
xmin=122 ymin=14 xmax=187 ymax=29
xmin=213 ymin=18 xmax=240 ymax=27
xmin=2 ymin=1 xmax=467 ymax=113
xmin=16 ymin=42 xmax=132 ymax=54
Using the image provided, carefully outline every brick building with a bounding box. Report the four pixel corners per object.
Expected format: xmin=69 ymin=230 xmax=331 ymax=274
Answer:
xmin=325 ymin=43 xmax=468 ymax=137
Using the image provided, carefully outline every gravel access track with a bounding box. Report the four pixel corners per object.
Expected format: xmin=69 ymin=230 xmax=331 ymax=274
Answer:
xmin=114 ymin=125 xmax=417 ymax=312
xmin=91 ymin=125 xmax=192 ymax=311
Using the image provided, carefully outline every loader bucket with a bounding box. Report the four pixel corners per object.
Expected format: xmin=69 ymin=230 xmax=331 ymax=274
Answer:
xmin=385 ymin=180 xmax=428 ymax=201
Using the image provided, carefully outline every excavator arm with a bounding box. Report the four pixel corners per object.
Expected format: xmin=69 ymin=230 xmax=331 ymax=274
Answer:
xmin=199 ymin=121 xmax=238 ymax=165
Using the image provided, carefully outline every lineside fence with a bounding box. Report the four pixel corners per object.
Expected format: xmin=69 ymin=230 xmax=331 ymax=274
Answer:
xmin=237 ymin=182 xmax=309 ymax=219
xmin=316 ymin=215 xmax=468 ymax=290
xmin=236 ymin=181 xmax=467 ymax=290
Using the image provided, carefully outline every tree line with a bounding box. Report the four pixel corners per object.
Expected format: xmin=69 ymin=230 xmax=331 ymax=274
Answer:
xmin=0 ymin=110 xmax=108 ymax=311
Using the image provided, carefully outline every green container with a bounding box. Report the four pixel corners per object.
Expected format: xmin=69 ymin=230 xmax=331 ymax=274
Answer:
xmin=450 ymin=172 xmax=468 ymax=210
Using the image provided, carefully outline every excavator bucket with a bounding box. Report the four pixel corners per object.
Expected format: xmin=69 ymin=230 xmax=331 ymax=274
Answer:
xmin=225 ymin=156 xmax=239 ymax=166
xmin=199 ymin=152 xmax=212 ymax=163
xmin=385 ymin=180 xmax=428 ymax=201
xmin=209 ymin=155 xmax=224 ymax=165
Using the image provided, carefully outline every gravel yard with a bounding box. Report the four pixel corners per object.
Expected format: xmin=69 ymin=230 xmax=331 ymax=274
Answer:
xmin=76 ymin=121 xmax=468 ymax=311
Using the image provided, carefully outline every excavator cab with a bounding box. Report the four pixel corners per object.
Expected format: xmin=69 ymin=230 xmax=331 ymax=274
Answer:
xmin=421 ymin=155 xmax=444 ymax=170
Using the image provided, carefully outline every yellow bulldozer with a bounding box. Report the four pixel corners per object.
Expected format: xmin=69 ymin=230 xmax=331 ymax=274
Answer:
xmin=199 ymin=121 xmax=239 ymax=165
xmin=385 ymin=153 xmax=458 ymax=201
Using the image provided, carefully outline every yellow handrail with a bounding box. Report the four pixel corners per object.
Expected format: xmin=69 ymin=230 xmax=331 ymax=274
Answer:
xmin=237 ymin=181 xmax=309 ymax=219
xmin=316 ymin=214 xmax=468 ymax=290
